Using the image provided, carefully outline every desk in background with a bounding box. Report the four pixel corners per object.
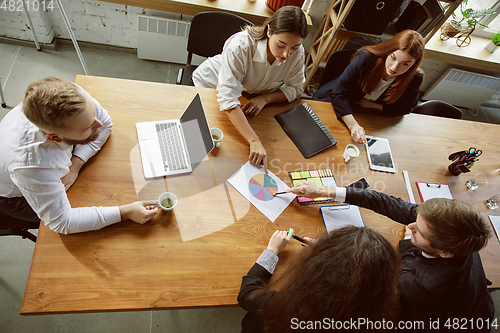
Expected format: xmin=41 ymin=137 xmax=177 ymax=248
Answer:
xmin=21 ymin=75 xmax=500 ymax=315
xmin=425 ymin=33 xmax=500 ymax=73
xmin=101 ymin=0 xmax=271 ymax=25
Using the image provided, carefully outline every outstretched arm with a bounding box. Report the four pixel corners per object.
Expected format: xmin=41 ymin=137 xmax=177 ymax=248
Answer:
xmin=226 ymin=106 xmax=268 ymax=172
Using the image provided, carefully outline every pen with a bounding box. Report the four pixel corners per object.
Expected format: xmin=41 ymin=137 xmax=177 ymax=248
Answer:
xmin=274 ymin=191 xmax=287 ymax=196
xmin=286 ymin=231 xmax=306 ymax=244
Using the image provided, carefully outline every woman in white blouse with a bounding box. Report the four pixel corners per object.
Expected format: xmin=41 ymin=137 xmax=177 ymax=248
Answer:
xmin=193 ymin=6 xmax=307 ymax=171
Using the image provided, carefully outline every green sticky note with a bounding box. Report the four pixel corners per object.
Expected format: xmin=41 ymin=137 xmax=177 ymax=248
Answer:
xmin=307 ymin=177 xmax=322 ymax=185
xmin=292 ymin=179 xmax=306 ymax=185
xmin=300 ymin=171 xmax=310 ymax=178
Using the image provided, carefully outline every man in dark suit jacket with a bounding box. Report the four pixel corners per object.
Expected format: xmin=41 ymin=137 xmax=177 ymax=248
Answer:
xmin=284 ymin=183 xmax=495 ymax=332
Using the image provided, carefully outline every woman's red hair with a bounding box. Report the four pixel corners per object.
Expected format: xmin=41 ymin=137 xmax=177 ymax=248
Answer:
xmin=354 ymin=30 xmax=425 ymax=104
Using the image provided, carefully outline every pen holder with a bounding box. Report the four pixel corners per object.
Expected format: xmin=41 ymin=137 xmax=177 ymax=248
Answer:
xmin=448 ymin=160 xmax=468 ymax=176
xmin=448 ymin=148 xmax=478 ymax=176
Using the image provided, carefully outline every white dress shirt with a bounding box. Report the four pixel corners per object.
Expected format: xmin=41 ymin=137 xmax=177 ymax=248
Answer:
xmin=0 ymin=86 xmax=121 ymax=234
xmin=256 ymin=249 xmax=279 ymax=274
xmin=192 ymin=30 xmax=305 ymax=111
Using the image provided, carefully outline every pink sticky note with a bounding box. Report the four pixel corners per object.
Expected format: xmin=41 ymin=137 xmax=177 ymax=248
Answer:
xmin=309 ymin=170 xmax=320 ymax=178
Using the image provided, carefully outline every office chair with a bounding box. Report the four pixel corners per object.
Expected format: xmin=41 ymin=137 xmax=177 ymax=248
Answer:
xmin=318 ymin=49 xmax=357 ymax=88
xmin=176 ymin=12 xmax=254 ymax=86
xmin=0 ymin=211 xmax=38 ymax=242
xmin=412 ymin=100 xmax=463 ymax=119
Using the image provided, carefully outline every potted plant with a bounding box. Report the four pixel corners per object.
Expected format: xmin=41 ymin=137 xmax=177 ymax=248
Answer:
xmin=486 ymin=31 xmax=500 ymax=53
xmin=442 ymin=0 xmax=495 ymax=38
xmin=452 ymin=0 xmax=495 ymax=30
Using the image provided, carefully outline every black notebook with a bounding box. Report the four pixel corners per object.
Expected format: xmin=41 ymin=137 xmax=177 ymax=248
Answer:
xmin=275 ymin=103 xmax=337 ymax=158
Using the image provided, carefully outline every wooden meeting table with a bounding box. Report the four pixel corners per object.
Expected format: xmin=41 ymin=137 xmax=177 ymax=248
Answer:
xmin=21 ymin=75 xmax=500 ymax=315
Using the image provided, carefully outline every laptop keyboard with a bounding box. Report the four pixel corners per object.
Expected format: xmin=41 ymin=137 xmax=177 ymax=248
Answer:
xmin=156 ymin=123 xmax=188 ymax=172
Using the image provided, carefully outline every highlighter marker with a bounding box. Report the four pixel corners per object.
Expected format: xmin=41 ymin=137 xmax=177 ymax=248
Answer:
xmin=286 ymin=231 xmax=306 ymax=244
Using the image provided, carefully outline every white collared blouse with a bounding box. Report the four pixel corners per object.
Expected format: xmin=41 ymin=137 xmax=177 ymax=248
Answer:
xmin=192 ymin=30 xmax=305 ymax=111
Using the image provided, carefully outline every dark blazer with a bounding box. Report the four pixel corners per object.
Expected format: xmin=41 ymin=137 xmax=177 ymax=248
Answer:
xmin=345 ymin=188 xmax=495 ymax=331
xmin=237 ymin=263 xmax=276 ymax=333
xmin=312 ymin=49 xmax=423 ymax=119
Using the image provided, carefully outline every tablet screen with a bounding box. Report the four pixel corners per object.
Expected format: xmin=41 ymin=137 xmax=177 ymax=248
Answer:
xmin=366 ymin=137 xmax=394 ymax=169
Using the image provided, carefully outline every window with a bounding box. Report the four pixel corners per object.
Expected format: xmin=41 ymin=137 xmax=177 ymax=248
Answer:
xmin=452 ymin=0 xmax=500 ymax=38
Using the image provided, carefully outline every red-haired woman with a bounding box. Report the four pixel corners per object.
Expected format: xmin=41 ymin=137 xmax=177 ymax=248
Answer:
xmin=313 ymin=30 xmax=425 ymax=144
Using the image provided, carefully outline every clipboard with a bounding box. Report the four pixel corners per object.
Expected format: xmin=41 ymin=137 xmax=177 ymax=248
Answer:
xmin=320 ymin=204 xmax=365 ymax=233
xmin=416 ymin=181 xmax=453 ymax=202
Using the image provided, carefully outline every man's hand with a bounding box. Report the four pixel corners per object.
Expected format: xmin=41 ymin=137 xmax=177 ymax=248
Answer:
xmin=119 ymin=201 xmax=158 ymax=224
xmin=61 ymin=156 xmax=85 ymax=191
xmin=283 ymin=181 xmax=335 ymax=199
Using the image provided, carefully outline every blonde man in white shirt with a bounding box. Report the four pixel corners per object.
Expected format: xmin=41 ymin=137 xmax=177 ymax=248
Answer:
xmin=0 ymin=77 xmax=158 ymax=234
xmin=193 ymin=6 xmax=307 ymax=172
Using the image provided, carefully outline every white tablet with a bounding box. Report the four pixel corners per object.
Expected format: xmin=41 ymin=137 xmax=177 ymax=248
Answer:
xmin=364 ymin=136 xmax=396 ymax=173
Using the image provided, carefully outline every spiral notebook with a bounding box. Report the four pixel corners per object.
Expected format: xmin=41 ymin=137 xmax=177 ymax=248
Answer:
xmin=275 ymin=103 xmax=337 ymax=158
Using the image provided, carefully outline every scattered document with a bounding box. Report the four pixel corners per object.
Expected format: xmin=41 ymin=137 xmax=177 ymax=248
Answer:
xmin=489 ymin=216 xmax=500 ymax=242
xmin=227 ymin=161 xmax=295 ymax=222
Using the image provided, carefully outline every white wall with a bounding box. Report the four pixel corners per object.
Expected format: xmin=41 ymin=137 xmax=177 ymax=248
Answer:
xmin=1 ymin=0 xmax=498 ymax=104
xmin=0 ymin=0 xmax=186 ymax=47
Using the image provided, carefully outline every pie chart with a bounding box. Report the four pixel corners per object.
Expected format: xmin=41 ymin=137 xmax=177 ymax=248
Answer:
xmin=249 ymin=174 xmax=278 ymax=201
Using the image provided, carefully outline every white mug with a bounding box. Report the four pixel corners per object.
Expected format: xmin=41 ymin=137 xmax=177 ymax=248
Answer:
xmin=210 ymin=128 xmax=223 ymax=148
xmin=343 ymin=144 xmax=360 ymax=163
xmin=158 ymin=192 xmax=178 ymax=211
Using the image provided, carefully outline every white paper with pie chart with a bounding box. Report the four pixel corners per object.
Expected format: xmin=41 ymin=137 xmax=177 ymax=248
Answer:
xmin=227 ymin=161 xmax=296 ymax=222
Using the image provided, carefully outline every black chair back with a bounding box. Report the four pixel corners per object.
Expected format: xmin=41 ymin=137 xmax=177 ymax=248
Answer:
xmin=186 ymin=12 xmax=254 ymax=65
xmin=412 ymin=100 xmax=463 ymax=119
xmin=319 ymin=49 xmax=357 ymax=88
xmin=177 ymin=12 xmax=254 ymax=86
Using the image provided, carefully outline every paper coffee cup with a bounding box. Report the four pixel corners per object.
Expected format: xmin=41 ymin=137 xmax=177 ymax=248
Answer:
xmin=343 ymin=144 xmax=360 ymax=163
xmin=158 ymin=192 xmax=178 ymax=211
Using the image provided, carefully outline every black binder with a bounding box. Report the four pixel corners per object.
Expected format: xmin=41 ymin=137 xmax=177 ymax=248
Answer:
xmin=274 ymin=103 xmax=337 ymax=158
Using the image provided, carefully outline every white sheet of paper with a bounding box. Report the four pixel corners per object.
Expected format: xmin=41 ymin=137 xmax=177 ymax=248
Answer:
xmin=227 ymin=161 xmax=295 ymax=222
xmin=489 ymin=215 xmax=500 ymax=242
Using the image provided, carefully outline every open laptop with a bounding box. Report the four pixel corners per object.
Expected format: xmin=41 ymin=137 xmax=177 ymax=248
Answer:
xmin=136 ymin=93 xmax=214 ymax=178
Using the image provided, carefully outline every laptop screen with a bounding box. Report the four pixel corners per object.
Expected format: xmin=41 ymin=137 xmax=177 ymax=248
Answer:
xmin=180 ymin=94 xmax=215 ymax=171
